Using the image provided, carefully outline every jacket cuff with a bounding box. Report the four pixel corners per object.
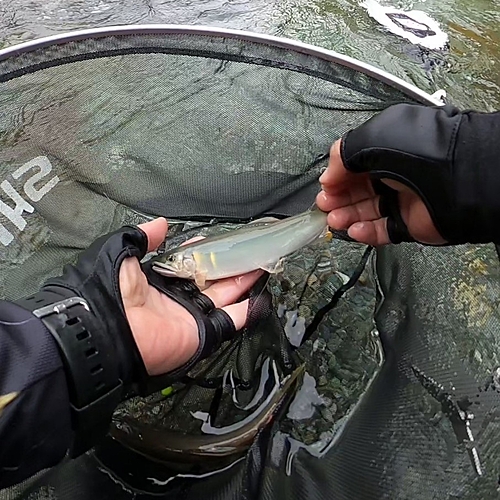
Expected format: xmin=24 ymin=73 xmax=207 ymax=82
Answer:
xmin=0 ymin=300 xmax=71 ymax=489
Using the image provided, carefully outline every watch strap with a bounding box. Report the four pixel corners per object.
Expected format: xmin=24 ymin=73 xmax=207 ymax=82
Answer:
xmin=15 ymin=290 xmax=124 ymax=456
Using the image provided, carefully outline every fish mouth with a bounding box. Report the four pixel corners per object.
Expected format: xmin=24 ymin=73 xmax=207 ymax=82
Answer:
xmin=152 ymin=263 xmax=183 ymax=278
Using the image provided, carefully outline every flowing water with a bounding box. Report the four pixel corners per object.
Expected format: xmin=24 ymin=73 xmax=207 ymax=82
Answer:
xmin=0 ymin=0 xmax=498 ymax=111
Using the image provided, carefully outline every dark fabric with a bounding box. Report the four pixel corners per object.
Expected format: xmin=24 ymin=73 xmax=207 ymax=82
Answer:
xmin=139 ymin=263 xmax=237 ymax=393
xmin=341 ymin=103 xmax=500 ymax=244
xmin=375 ymin=180 xmax=415 ymax=244
xmin=453 ymin=110 xmax=500 ymax=243
xmin=40 ymin=225 xmax=150 ymax=392
xmin=11 ymin=226 xmax=160 ymax=462
xmin=0 ymin=301 xmax=71 ymax=490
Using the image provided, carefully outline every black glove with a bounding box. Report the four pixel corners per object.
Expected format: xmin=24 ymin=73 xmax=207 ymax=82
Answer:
xmin=14 ymin=225 xmax=236 ymax=457
xmin=341 ymin=103 xmax=500 ymax=244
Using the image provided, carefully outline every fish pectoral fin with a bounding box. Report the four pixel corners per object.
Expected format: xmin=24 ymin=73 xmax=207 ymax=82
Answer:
xmin=259 ymin=258 xmax=284 ymax=274
xmin=194 ymin=270 xmax=208 ymax=289
xmin=247 ymin=216 xmax=279 ymax=226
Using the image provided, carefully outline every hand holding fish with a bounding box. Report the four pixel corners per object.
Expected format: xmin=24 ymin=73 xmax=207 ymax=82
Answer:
xmin=316 ymin=138 xmax=444 ymax=246
xmin=315 ymin=102 xmax=485 ymax=246
xmin=317 ymin=103 xmax=500 ymax=246
xmin=120 ymin=217 xmax=263 ymax=375
xmin=12 ymin=217 xmax=264 ymax=461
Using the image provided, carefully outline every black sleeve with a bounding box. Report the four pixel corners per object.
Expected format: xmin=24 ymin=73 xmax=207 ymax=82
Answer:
xmin=0 ymin=300 xmax=71 ymax=490
xmin=452 ymin=110 xmax=500 ymax=243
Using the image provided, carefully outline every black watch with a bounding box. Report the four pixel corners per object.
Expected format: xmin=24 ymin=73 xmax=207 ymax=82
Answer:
xmin=15 ymin=290 xmax=124 ymax=457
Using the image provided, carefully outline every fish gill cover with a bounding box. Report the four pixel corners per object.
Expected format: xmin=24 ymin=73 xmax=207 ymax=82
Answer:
xmin=0 ymin=27 xmax=499 ymax=500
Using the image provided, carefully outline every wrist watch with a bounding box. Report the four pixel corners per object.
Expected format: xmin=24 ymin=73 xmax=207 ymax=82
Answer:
xmin=15 ymin=289 xmax=124 ymax=457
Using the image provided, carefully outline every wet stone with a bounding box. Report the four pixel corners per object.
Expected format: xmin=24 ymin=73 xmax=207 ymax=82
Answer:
xmin=319 ymin=361 xmax=329 ymax=375
xmin=327 ymin=353 xmax=338 ymax=371
xmin=337 ymin=342 xmax=362 ymax=362
xmin=298 ymin=304 xmax=311 ymax=319
xmin=327 ymin=337 xmax=343 ymax=353
xmin=312 ymin=338 xmax=327 ymax=352
xmin=320 ymin=407 xmax=335 ymax=423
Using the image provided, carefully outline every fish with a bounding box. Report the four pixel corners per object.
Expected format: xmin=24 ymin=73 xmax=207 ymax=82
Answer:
xmin=109 ymin=364 xmax=305 ymax=464
xmin=151 ymin=208 xmax=329 ymax=287
xmin=361 ymin=0 xmax=449 ymax=50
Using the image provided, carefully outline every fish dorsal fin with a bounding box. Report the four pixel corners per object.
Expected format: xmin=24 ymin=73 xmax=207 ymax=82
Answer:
xmin=247 ymin=216 xmax=279 ymax=226
xmin=259 ymin=258 xmax=285 ymax=274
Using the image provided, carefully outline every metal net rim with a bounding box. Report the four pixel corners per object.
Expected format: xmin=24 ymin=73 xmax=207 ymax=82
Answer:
xmin=0 ymin=23 xmax=441 ymax=106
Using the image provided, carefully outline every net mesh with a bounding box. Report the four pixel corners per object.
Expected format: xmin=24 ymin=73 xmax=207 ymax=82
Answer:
xmin=0 ymin=29 xmax=498 ymax=500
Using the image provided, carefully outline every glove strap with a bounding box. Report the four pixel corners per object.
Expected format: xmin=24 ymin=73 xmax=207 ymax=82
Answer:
xmin=373 ymin=180 xmax=415 ymax=244
xmin=15 ymin=290 xmax=123 ymax=457
xmin=140 ymin=261 xmax=236 ymax=393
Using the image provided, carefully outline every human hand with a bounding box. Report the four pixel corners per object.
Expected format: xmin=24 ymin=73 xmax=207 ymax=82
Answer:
xmin=16 ymin=219 xmax=264 ymax=455
xmin=119 ymin=218 xmax=263 ymax=375
xmin=316 ymin=140 xmax=445 ymax=246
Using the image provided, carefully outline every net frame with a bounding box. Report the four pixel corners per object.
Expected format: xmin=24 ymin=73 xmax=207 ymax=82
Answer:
xmin=0 ymin=24 xmax=441 ymax=106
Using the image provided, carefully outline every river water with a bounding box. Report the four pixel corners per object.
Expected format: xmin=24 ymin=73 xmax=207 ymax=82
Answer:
xmin=0 ymin=0 xmax=498 ymax=111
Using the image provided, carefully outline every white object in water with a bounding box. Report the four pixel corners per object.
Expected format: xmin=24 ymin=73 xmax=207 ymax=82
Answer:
xmin=361 ymin=0 xmax=449 ymax=50
xmin=431 ymin=89 xmax=447 ymax=103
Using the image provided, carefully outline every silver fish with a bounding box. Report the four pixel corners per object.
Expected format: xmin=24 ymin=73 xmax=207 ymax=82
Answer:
xmin=151 ymin=208 xmax=329 ymax=287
